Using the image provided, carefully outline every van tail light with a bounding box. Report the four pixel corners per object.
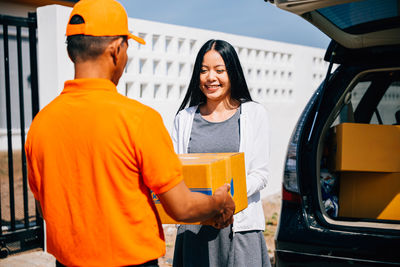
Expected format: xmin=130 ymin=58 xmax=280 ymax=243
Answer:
xmin=282 ymin=186 xmax=301 ymax=203
xmin=282 ymin=145 xmax=302 ymax=204
xmin=282 ymin=87 xmax=319 ymax=202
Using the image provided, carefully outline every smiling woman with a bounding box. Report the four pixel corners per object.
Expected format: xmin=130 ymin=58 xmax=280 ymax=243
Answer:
xmin=198 ymin=50 xmax=234 ymax=121
xmin=172 ymin=39 xmax=272 ymax=267
xmin=177 ymin=40 xmax=252 ymax=113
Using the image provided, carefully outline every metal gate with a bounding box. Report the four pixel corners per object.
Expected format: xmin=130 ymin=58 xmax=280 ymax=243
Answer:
xmin=0 ymin=13 xmax=43 ymax=258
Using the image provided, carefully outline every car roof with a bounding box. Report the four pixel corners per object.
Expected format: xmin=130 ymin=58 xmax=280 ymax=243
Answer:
xmin=272 ymin=0 xmax=400 ymax=49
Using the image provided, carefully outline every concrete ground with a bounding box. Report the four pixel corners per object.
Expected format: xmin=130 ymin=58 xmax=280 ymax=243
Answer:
xmin=0 ymin=250 xmax=55 ymax=267
xmin=0 ymin=250 xmax=173 ymax=267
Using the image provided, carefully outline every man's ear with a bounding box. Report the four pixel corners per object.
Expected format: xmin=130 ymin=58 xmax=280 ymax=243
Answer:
xmin=108 ymin=37 xmax=124 ymax=66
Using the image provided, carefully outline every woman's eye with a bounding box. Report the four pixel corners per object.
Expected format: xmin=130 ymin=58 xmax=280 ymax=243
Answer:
xmin=216 ymin=69 xmax=225 ymax=74
xmin=200 ymin=69 xmax=208 ymax=73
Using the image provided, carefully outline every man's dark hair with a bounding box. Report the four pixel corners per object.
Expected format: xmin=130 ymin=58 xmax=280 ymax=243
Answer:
xmin=66 ymin=15 xmax=127 ymax=63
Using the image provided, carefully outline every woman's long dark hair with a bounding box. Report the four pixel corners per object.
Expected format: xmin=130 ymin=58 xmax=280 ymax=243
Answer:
xmin=177 ymin=39 xmax=252 ymax=113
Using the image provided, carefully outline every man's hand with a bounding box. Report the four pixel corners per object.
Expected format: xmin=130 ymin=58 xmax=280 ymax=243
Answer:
xmin=202 ymin=184 xmax=235 ymax=229
xmin=158 ymin=181 xmax=235 ymax=223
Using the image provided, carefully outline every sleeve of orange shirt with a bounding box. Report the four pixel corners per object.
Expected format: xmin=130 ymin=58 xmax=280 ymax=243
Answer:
xmin=133 ymin=108 xmax=184 ymax=195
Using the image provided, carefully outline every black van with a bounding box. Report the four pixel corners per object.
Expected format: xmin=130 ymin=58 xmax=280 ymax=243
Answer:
xmin=268 ymin=0 xmax=400 ymax=266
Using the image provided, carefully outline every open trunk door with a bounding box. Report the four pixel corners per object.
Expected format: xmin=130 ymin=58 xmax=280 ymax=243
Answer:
xmin=273 ymin=0 xmax=400 ymax=49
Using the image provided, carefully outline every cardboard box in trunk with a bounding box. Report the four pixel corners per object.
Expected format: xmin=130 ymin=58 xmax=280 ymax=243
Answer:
xmin=333 ymin=123 xmax=400 ymax=172
xmin=338 ymin=172 xmax=400 ymax=220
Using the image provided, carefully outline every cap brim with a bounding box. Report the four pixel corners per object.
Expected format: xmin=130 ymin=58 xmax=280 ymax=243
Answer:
xmin=128 ymin=33 xmax=146 ymax=45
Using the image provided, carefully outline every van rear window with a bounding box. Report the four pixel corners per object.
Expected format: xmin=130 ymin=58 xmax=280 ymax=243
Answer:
xmin=317 ymin=0 xmax=399 ymax=34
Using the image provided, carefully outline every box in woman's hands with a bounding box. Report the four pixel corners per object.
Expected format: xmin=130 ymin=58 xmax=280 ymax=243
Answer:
xmin=152 ymin=152 xmax=248 ymax=224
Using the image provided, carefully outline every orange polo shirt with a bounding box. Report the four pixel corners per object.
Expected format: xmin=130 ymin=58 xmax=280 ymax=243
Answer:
xmin=25 ymin=78 xmax=183 ymax=266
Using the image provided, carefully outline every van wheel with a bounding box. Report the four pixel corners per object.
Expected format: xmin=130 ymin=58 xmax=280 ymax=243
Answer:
xmin=0 ymin=246 xmax=10 ymax=259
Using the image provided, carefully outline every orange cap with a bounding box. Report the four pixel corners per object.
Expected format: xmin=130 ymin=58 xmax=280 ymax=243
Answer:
xmin=66 ymin=0 xmax=145 ymax=45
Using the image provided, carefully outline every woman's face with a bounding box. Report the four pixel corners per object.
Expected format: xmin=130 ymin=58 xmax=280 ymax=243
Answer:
xmin=199 ymin=50 xmax=231 ymax=103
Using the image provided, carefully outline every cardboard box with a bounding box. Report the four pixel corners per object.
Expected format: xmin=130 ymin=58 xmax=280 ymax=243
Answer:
xmin=338 ymin=172 xmax=400 ymax=220
xmin=333 ymin=123 xmax=400 ymax=172
xmin=152 ymin=152 xmax=248 ymax=224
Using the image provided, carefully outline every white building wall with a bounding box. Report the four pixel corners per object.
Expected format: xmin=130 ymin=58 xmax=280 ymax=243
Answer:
xmin=5 ymin=5 xmax=329 ymax=197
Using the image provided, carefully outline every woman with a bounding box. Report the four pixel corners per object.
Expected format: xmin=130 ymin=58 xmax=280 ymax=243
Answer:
xmin=172 ymin=39 xmax=271 ymax=267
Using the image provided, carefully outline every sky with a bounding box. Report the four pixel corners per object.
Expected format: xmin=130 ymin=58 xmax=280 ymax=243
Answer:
xmin=118 ymin=0 xmax=331 ymax=49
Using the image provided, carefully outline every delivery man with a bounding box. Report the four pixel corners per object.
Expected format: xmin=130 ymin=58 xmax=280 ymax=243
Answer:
xmin=25 ymin=0 xmax=235 ymax=266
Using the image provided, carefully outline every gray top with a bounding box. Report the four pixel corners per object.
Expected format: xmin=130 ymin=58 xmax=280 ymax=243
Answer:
xmin=188 ymin=106 xmax=240 ymax=153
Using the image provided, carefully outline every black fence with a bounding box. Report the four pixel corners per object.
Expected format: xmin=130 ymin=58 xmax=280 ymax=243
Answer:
xmin=0 ymin=13 xmax=43 ymax=258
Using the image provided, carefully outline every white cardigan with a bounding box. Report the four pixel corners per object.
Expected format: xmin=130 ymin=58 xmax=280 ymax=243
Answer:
xmin=172 ymin=101 xmax=270 ymax=232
